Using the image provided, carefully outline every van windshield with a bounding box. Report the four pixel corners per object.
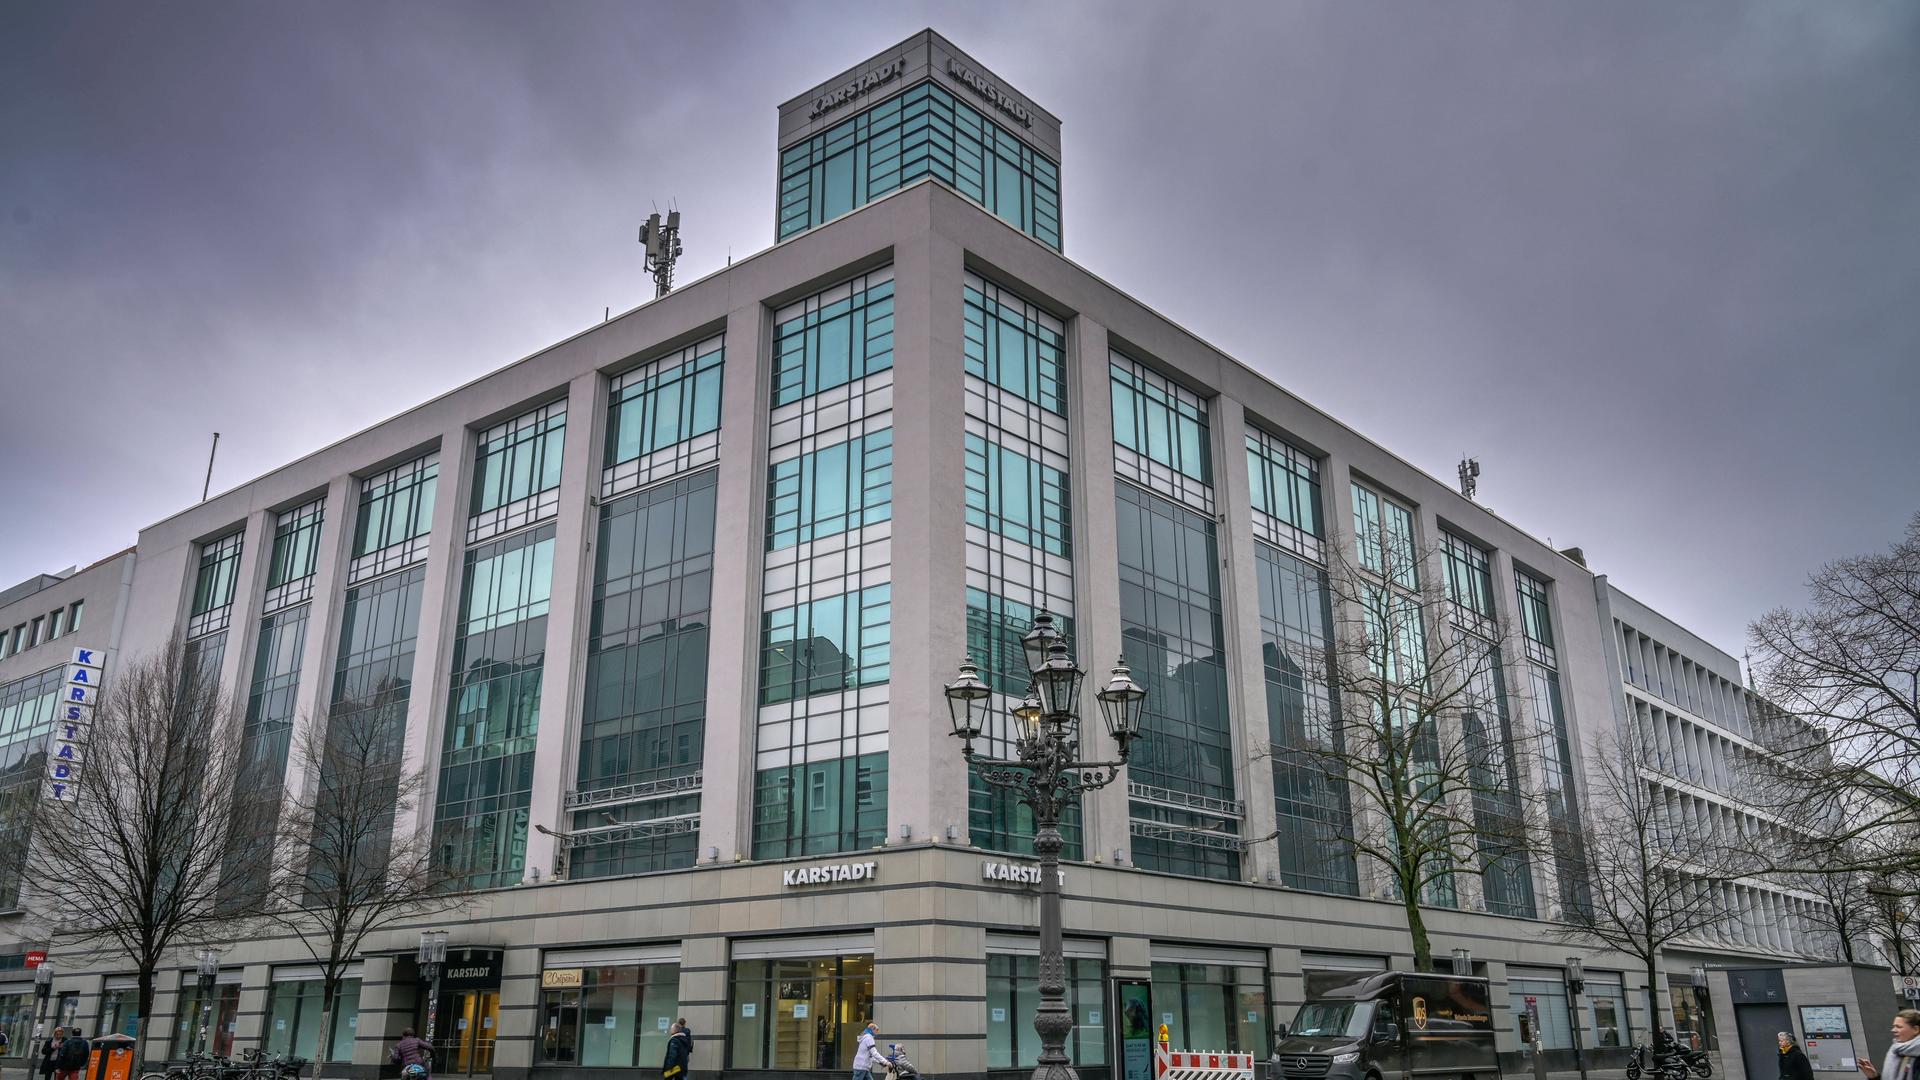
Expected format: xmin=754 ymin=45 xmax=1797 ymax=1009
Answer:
xmin=1290 ymin=1002 xmax=1375 ymax=1040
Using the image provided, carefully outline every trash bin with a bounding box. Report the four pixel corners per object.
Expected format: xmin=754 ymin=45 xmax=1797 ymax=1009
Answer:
xmin=87 ymin=1033 xmax=137 ymax=1080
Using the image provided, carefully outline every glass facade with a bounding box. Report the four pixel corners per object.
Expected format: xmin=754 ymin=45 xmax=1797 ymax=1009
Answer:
xmin=1247 ymin=428 xmax=1322 ymax=560
xmin=171 ymin=983 xmax=241 ymax=1057
xmin=435 ymin=524 xmax=555 ymax=889
xmin=1254 ymin=541 xmax=1357 ymax=896
xmin=1351 ymin=483 xmax=1417 ymax=589
xmin=470 ymin=401 xmax=566 ymax=542
xmin=986 ymin=954 xmax=1106 ymax=1069
xmin=264 ymin=978 xmax=361 ymax=1062
xmin=1518 ymin=570 xmax=1591 ymax=916
xmin=771 ymin=267 xmax=895 ymax=407
xmin=963 ymin=273 xmax=1076 ymax=857
xmin=188 ymin=531 xmax=244 ymax=639
xmin=538 ymin=965 xmax=680 ymax=1067
xmin=779 ymin=80 xmax=1060 ymax=249
xmin=0 ymin=666 xmax=61 ymax=909
xmin=573 ymin=469 xmax=716 ymax=878
xmin=265 ymin=497 xmax=325 ymax=611
xmin=728 ymin=955 xmax=875 ymax=1070
xmin=1150 ymin=962 xmax=1270 ymax=1057
xmin=318 ymin=564 xmax=426 ymax=871
xmin=1111 ymin=353 xmax=1213 ymax=512
xmin=350 ymin=453 xmax=438 ymax=582
xmin=758 ymin=272 xmax=895 ymax=860
xmin=1117 ymin=481 xmax=1240 ymax=880
xmin=604 ymin=336 xmax=725 ymax=498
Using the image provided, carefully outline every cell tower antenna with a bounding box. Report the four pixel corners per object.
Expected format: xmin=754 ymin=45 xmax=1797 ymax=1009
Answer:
xmin=638 ymin=206 xmax=684 ymax=299
xmin=1457 ymin=456 xmax=1481 ymax=499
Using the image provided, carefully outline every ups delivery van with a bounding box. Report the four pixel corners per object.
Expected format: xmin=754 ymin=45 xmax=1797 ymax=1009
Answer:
xmin=1272 ymin=972 xmax=1500 ymax=1080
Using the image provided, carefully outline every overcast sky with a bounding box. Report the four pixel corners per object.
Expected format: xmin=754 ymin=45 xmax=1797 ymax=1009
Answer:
xmin=3 ymin=2 xmax=1915 ymax=658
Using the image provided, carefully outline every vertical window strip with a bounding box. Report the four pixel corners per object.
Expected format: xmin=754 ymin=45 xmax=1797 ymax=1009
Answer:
xmin=1245 ymin=428 xmax=1323 ymax=560
xmin=1441 ymin=530 xmax=1497 ymax=639
xmin=1350 ymin=482 xmax=1418 ymax=590
xmin=1111 ymin=352 xmax=1214 ymax=513
xmin=964 ymin=272 xmax=1066 ymax=416
xmin=349 ymin=453 xmax=439 ymax=583
xmin=603 ymin=335 xmax=726 ymax=498
xmin=771 ymin=267 xmax=895 ymax=407
xmin=433 ymin=524 xmax=555 ymax=890
xmin=767 ymin=429 xmax=894 ymax=551
xmin=468 ymin=401 xmax=567 ymax=543
xmin=0 ymin=666 xmax=66 ymax=907
xmin=264 ymin=498 xmax=326 ymax=613
xmin=188 ymin=531 xmax=245 ymax=639
xmin=1517 ymin=571 xmax=1558 ymax=668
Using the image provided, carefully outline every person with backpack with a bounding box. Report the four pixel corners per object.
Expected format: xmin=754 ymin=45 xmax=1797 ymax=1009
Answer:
xmin=662 ymin=1019 xmax=693 ymax=1080
xmin=390 ymin=1029 xmax=432 ymax=1077
xmin=52 ymin=1029 xmax=89 ymax=1080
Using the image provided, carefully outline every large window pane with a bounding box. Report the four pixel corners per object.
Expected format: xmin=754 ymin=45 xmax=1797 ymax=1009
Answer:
xmin=727 ymin=955 xmax=874 ymax=1070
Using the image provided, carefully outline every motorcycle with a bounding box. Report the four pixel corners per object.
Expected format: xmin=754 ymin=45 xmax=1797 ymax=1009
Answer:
xmin=1627 ymin=1040 xmax=1696 ymax=1080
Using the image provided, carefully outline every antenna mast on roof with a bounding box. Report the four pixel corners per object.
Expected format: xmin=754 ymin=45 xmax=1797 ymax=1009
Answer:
xmin=1457 ymin=456 xmax=1481 ymax=500
xmin=639 ymin=205 xmax=684 ymax=299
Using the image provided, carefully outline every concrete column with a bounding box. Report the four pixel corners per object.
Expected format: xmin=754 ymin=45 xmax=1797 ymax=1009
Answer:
xmin=677 ymin=935 xmax=729 ymax=1072
xmin=351 ymin=957 xmax=408 ymax=1069
xmin=698 ymin=300 xmax=774 ymax=864
xmin=1269 ymin=944 xmax=1304 ymax=1017
xmin=1068 ymin=317 xmax=1131 ymax=866
xmin=524 ymin=371 xmax=603 ymax=881
xmin=397 ymin=427 xmax=475 ymax=845
xmin=142 ymin=976 xmax=182 ymax=1065
xmin=876 ymin=919 xmax=986 ymax=1078
xmin=1213 ymin=397 xmax=1279 ymax=884
xmin=232 ymin=964 xmax=270 ymax=1054
xmin=491 ymin=944 xmax=540 ymax=1079
xmin=885 ymin=213 xmax=971 ymax=844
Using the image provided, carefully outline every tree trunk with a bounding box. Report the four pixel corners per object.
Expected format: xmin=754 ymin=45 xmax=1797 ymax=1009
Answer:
xmin=1405 ymin=891 xmax=1433 ymax=970
xmin=1646 ymin=952 xmax=1664 ymax=1046
xmin=315 ymin=979 xmax=338 ymax=1080
xmin=136 ymin=969 xmax=156 ymax=1068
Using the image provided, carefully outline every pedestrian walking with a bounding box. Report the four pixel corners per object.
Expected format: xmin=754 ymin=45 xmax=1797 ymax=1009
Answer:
xmin=390 ymin=1028 xmax=433 ymax=1077
xmin=662 ymin=1019 xmax=693 ymax=1080
xmin=36 ymin=1028 xmax=57 ymax=1080
xmin=852 ymin=1021 xmax=879 ymax=1080
xmin=51 ymin=1028 xmax=88 ymax=1080
xmin=1858 ymin=1010 xmax=1920 ymax=1080
xmin=1779 ymin=1033 xmax=1815 ymax=1080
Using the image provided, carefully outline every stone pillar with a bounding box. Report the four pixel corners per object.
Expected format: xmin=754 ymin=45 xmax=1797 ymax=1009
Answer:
xmin=352 ymin=957 xmax=409 ymax=1070
xmin=676 ymin=936 xmax=730 ymax=1074
xmin=875 ymin=918 xmax=987 ymax=1080
xmin=232 ymin=964 xmax=271 ymax=1055
xmin=698 ymin=300 xmax=774 ymax=864
xmin=524 ymin=371 xmax=604 ymax=881
xmin=885 ymin=218 xmax=971 ymax=844
xmin=491 ymin=945 xmax=541 ymax=1080
xmin=1214 ymin=398 xmax=1279 ymax=883
xmin=143 ymin=974 xmax=182 ymax=1065
xmin=1069 ymin=318 xmax=1131 ymax=866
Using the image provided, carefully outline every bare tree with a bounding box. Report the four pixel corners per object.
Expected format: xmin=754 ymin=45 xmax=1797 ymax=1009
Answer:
xmin=23 ymin=639 xmax=261 ymax=1053
xmin=1548 ymin=718 xmax=1738 ymax=1026
xmin=1787 ymin=857 xmax=1879 ymax=962
xmin=1865 ymin=872 xmax=1920 ymax=975
xmin=1273 ymin=517 xmax=1548 ymax=970
xmin=255 ymin=693 xmax=460 ymax=1078
xmin=1743 ymin=513 xmax=1920 ymax=882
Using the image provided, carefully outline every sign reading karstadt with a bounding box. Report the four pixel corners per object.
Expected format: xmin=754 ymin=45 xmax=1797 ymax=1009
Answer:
xmin=945 ymin=59 xmax=1034 ymax=129
xmin=981 ymin=860 xmax=1065 ymax=886
xmin=809 ymin=60 xmax=906 ymax=120
xmin=783 ymin=861 xmax=877 ymax=887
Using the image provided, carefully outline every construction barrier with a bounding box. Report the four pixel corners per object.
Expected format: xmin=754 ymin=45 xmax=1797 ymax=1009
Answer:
xmin=1155 ymin=1046 xmax=1257 ymax=1080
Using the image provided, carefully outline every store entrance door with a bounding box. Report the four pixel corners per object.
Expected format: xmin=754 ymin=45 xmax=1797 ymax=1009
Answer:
xmin=434 ymin=991 xmax=499 ymax=1077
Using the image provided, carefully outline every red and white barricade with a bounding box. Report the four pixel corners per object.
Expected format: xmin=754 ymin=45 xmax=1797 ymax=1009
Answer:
xmin=1154 ymin=1047 xmax=1257 ymax=1080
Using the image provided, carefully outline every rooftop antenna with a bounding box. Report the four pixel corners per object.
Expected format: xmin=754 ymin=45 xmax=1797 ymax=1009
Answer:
xmin=1457 ymin=456 xmax=1481 ymax=500
xmin=201 ymin=432 xmax=221 ymax=502
xmin=638 ymin=204 xmax=684 ymax=299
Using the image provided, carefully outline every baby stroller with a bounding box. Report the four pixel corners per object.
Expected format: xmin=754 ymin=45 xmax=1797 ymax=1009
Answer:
xmin=880 ymin=1043 xmax=922 ymax=1080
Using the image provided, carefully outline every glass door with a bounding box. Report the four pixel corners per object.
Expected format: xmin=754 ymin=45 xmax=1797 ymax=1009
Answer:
xmin=436 ymin=991 xmax=500 ymax=1076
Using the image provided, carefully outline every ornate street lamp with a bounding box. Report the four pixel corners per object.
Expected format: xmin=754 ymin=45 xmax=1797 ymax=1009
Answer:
xmin=418 ymin=930 xmax=449 ymax=1050
xmin=194 ymin=950 xmax=220 ymax=1055
xmin=945 ymin=621 xmax=1146 ymax=1080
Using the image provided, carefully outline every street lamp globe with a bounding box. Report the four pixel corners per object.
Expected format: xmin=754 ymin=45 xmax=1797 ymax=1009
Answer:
xmin=1020 ymin=611 xmax=1061 ymax=675
xmin=1033 ymin=639 xmax=1084 ymax=723
xmin=1096 ymin=656 xmax=1147 ymax=751
xmin=1013 ymin=686 xmax=1046 ymax=744
xmin=943 ymin=656 xmax=992 ymax=748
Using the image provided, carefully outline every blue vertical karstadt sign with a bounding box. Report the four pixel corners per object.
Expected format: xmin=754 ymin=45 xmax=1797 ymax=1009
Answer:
xmin=47 ymin=646 xmax=102 ymax=803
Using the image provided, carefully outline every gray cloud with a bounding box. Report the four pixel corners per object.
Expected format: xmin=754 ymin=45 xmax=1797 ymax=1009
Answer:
xmin=3 ymin=1 xmax=1915 ymax=656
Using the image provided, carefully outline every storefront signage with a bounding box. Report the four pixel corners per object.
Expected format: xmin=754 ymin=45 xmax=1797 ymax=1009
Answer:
xmin=782 ymin=861 xmax=877 ymax=887
xmin=946 ymin=58 xmax=1033 ymax=129
xmin=981 ymin=860 xmax=1064 ymax=886
xmin=809 ymin=59 xmax=906 ymax=120
xmin=25 ymin=950 xmax=47 ymax=968
xmin=541 ymin=968 xmax=583 ymax=989
xmin=47 ymin=647 xmax=103 ymax=803
xmin=439 ymin=949 xmax=503 ymax=990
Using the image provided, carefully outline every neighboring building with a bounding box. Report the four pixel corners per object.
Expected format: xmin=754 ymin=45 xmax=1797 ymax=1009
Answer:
xmin=0 ymin=29 xmax=1872 ymax=1080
